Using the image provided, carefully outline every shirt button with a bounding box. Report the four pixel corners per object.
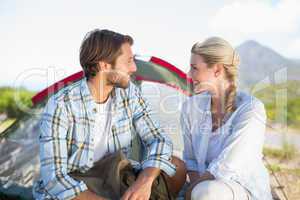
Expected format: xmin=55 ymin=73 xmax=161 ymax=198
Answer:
xmin=93 ymin=108 xmax=97 ymax=113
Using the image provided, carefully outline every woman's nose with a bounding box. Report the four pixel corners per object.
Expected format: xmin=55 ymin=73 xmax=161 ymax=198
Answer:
xmin=187 ymin=70 xmax=192 ymax=79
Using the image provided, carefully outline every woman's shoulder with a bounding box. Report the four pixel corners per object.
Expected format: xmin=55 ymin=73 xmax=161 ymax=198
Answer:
xmin=235 ymin=91 xmax=266 ymax=116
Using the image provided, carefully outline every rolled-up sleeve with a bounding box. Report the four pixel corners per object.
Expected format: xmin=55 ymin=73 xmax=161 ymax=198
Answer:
xmin=37 ymin=97 xmax=87 ymax=199
xmin=207 ymin=100 xmax=266 ymax=181
xmin=130 ymin=84 xmax=176 ymax=176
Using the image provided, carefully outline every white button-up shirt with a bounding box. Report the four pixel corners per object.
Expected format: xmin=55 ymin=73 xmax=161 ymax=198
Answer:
xmin=181 ymin=91 xmax=272 ymax=200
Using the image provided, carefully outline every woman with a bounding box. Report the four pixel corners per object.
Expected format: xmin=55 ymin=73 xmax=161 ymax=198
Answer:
xmin=181 ymin=37 xmax=272 ymax=200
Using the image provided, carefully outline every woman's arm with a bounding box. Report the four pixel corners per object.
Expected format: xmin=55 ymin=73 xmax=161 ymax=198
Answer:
xmin=181 ymin=102 xmax=200 ymax=172
xmin=181 ymin=96 xmax=211 ymax=174
xmin=207 ymin=99 xmax=266 ymax=180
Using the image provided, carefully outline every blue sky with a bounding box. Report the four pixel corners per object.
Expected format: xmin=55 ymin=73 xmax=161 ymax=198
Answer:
xmin=1 ymin=0 xmax=299 ymax=90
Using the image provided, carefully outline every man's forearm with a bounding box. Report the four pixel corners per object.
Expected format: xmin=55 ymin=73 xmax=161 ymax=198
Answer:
xmin=73 ymin=190 xmax=107 ymax=200
xmin=137 ymin=167 xmax=161 ymax=184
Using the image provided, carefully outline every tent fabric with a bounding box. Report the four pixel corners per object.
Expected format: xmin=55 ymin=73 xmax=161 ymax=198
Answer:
xmin=31 ymin=56 xmax=192 ymax=106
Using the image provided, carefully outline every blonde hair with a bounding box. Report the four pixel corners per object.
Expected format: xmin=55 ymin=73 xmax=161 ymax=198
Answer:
xmin=191 ymin=37 xmax=240 ymax=114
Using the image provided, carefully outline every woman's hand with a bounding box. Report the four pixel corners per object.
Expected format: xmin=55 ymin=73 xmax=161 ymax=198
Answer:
xmin=185 ymin=171 xmax=215 ymax=200
xmin=193 ymin=81 xmax=216 ymax=95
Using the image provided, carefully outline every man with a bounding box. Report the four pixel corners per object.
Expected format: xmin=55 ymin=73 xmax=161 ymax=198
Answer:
xmin=33 ymin=29 xmax=186 ymax=200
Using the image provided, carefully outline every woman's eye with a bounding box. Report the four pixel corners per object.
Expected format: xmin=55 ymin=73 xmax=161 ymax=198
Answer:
xmin=190 ymin=64 xmax=197 ymax=69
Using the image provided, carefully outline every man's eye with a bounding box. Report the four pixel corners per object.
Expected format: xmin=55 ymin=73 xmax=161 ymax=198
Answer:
xmin=128 ymin=59 xmax=134 ymax=63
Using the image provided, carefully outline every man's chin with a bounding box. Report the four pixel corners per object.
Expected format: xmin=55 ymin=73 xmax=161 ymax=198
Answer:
xmin=107 ymin=73 xmax=130 ymax=89
xmin=113 ymin=80 xmax=130 ymax=89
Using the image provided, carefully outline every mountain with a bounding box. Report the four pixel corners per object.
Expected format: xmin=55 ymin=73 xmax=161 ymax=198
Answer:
xmin=236 ymin=40 xmax=300 ymax=89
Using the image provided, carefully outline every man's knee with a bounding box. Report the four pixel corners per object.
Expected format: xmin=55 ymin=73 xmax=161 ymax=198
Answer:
xmin=171 ymin=156 xmax=186 ymax=172
xmin=164 ymin=156 xmax=187 ymax=194
xmin=171 ymin=156 xmax=187 ymax=178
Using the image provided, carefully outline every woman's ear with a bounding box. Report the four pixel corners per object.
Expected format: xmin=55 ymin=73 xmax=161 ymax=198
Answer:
xmin=214 ymin=63 xmax=223 ymax=77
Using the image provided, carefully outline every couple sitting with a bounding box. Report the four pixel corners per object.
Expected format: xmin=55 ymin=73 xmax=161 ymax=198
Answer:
xmin=33 ymin=29 xmax=272 ymax=200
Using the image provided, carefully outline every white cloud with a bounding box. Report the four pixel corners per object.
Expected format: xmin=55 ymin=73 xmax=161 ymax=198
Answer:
xmin=210 ymin=0 xmax=300 ymax=35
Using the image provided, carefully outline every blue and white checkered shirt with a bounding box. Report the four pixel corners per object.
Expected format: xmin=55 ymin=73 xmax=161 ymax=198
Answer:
xmin=33 ymin=78 xmax=176 ymax=200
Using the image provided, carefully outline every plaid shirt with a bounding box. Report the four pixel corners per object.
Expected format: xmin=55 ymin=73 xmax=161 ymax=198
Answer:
xmin=33 ymin=79 xmax=176 ymax=200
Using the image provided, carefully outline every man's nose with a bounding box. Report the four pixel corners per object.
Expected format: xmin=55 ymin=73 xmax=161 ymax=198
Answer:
xmin=130 ymin=62 xmax=137 ymax=73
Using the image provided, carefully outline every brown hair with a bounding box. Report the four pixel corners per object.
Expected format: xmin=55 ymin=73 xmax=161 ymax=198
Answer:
xmin=191 ymin=37 xmax=240 ymax=114
xmin=79 ymin=29 xmax=133 ymax=80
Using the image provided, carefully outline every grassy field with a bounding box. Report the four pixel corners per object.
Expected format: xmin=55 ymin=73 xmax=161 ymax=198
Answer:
xmin=253 ymin=80 xmax=300 ymax=131
xmin=264 ymin=144 xmax=300 ymax=200
xmin=0 ymin=87 xmax=34 ymax=119
xmin=0 ymin=118 xmax=16 ymax=134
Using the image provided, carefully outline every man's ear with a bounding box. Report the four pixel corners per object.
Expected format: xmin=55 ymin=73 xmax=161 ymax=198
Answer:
xmin=98 ymin=61 xmax=112 ymax=71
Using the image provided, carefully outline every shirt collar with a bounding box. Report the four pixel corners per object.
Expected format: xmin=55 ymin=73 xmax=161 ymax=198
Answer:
xmin=79 ymin=78 xmax=118 ymax=116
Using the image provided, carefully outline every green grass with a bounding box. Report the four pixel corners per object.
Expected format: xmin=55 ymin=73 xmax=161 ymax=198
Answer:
xmin=0 ymin=87 xmax=34 ymax=119
xmin=0 ymin=118 xmax=16 ymax=133
xmin=266 ymin=164 xmax=300 ymax=176
xmin=266 ymin=163 xmax=282 ymax=173
xmin=253 ymin=80 xmax=300 ymax=130
xmin=281 ymin=141 xmax=297 ymax=160
xmin=263 ymin=142 xmax=297 ymax=160
xmin=264 ymin=148 xmax=284 ymax=158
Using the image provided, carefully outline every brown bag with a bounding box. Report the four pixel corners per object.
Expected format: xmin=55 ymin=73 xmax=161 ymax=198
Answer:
xmin=70 ymin=150 xmax=175 ymax=200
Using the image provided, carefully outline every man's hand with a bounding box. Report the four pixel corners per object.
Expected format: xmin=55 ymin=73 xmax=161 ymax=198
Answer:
xmin=121 ymin=167 xmax=160 ymax=200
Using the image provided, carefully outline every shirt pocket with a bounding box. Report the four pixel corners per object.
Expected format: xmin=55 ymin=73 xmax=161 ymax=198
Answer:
xmin=70 ymin=116 xmax=93 ymax=152
xmin=112 ymin=117 xmax=133 ymax=148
